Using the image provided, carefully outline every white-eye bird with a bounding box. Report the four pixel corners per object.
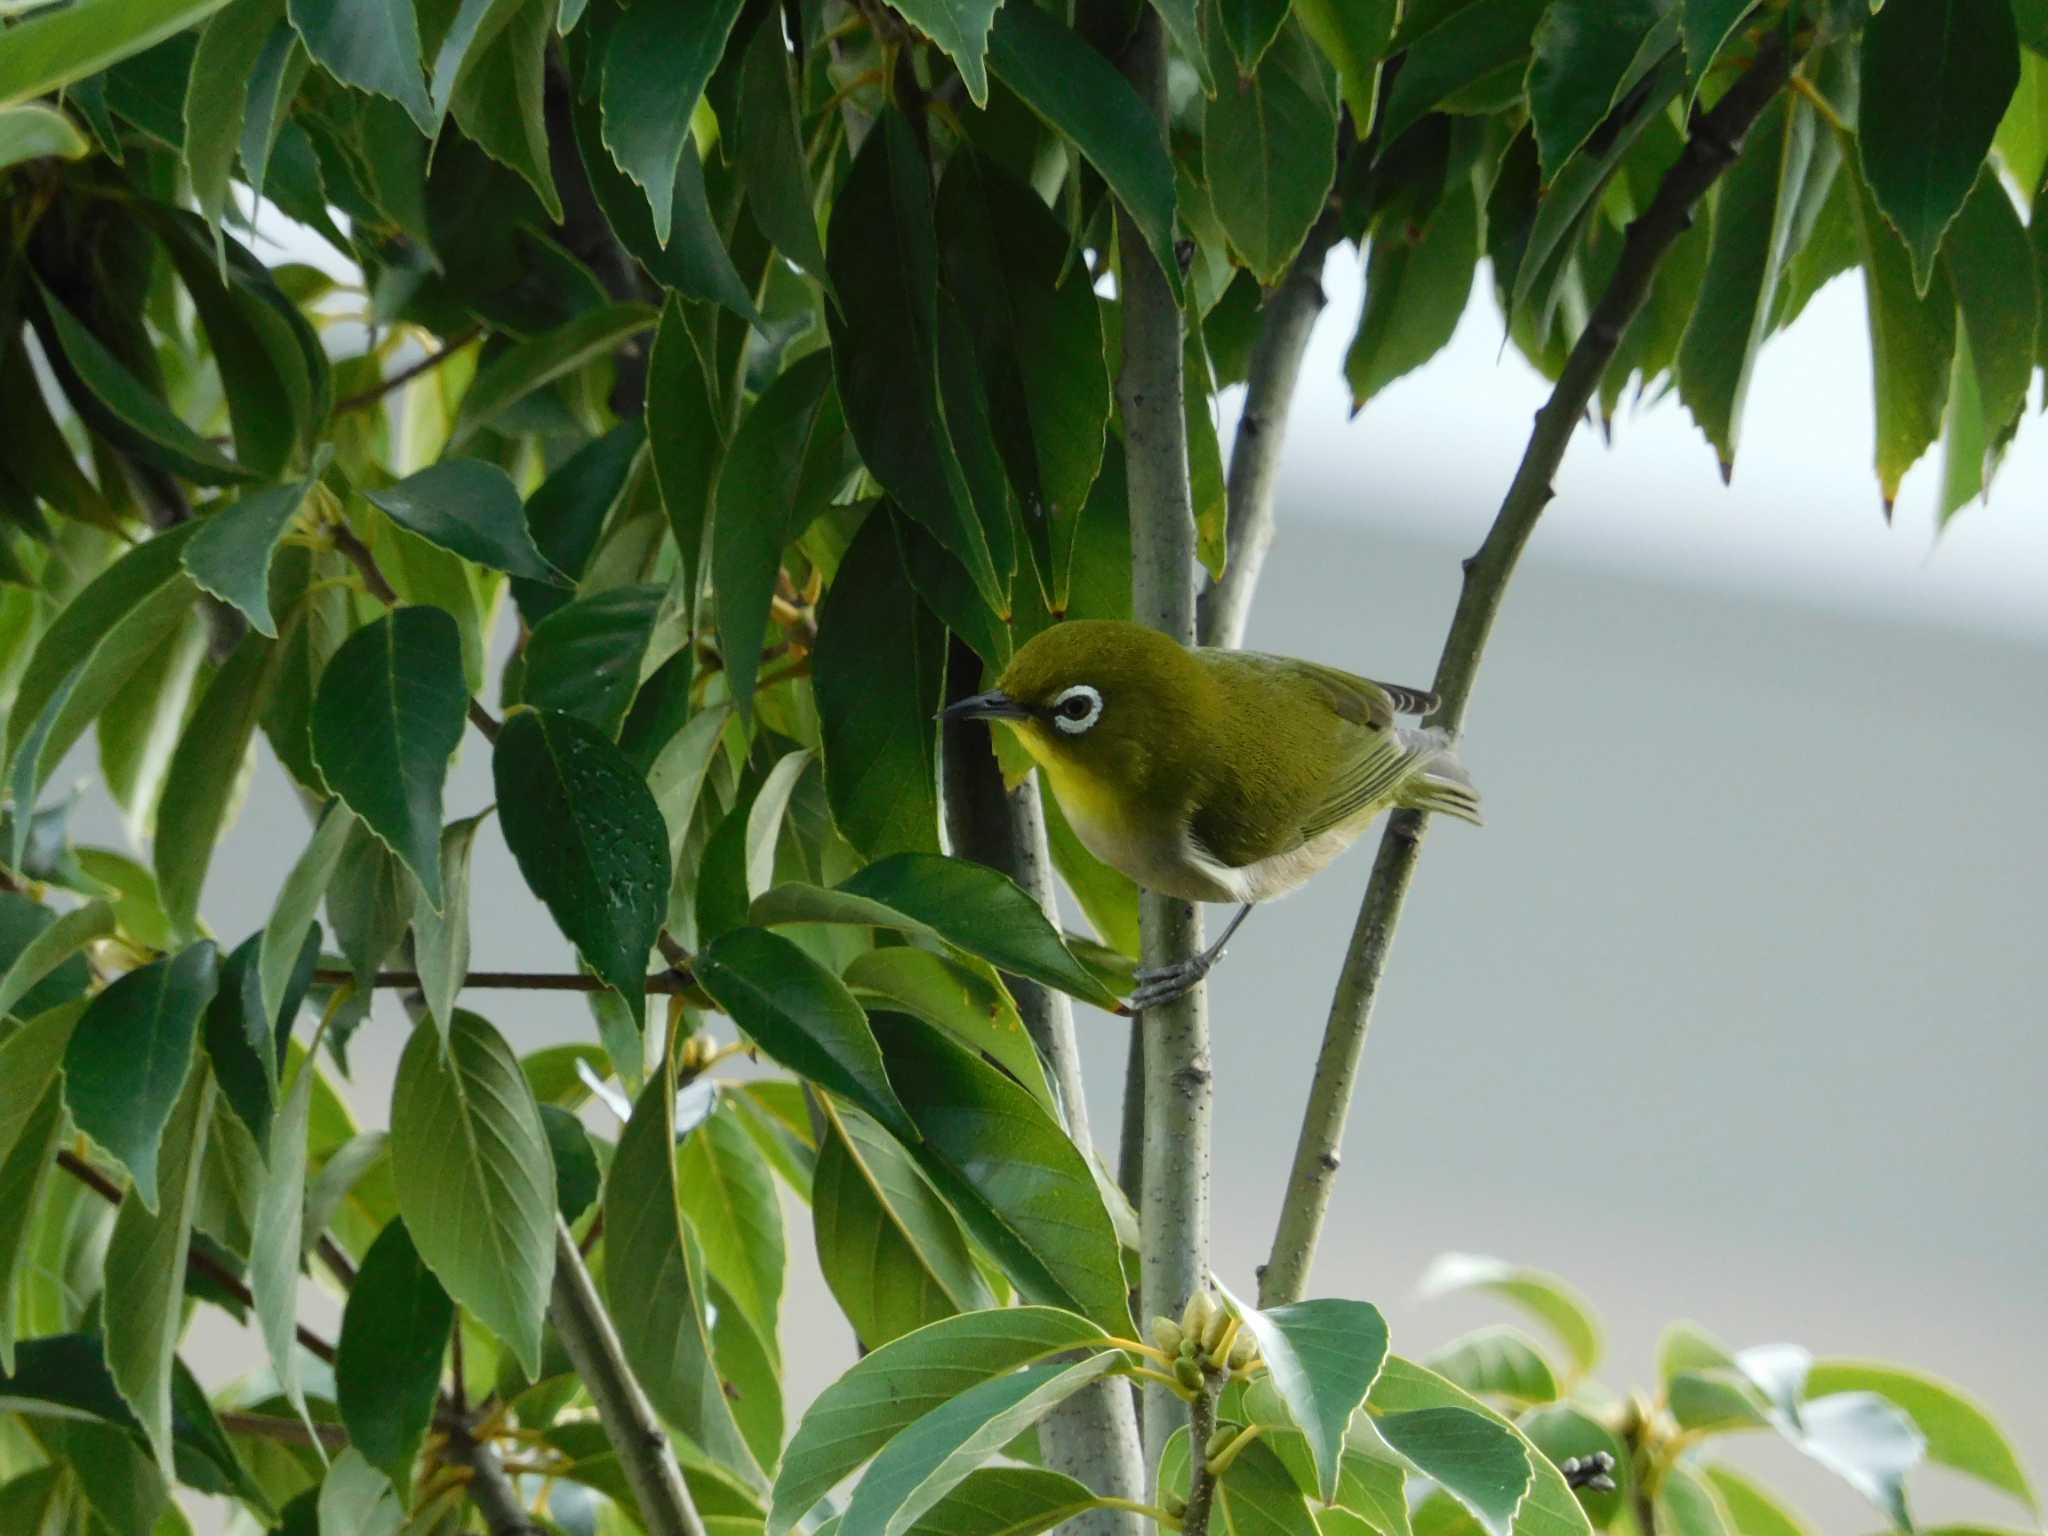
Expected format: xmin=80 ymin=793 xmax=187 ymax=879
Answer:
xmin=942 ymin=619 xmax=1483 ymax=1010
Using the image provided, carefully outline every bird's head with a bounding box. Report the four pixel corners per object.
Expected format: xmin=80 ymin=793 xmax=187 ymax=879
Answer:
xmin=940 ymin=620 xmax=1204 ymax=786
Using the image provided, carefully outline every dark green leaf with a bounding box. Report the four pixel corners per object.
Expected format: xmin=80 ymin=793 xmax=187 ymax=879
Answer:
xmin=1518 ymin=1405 xmax=1628 ymax=1529
xmin=599 ymin=0 xmax=747 ymax=243
xmin=251 ymin=1055 xmax=317 ymax=1437
xmin=842 ymin=1354 xmax=1123 ymax=1536
xmin=539 ymin=1103 xmax=599 ymax=1221
xmin=1527 ymin=0 xmax=1676 ymax=177
xmin=813 ymin=1100 xmax=992 ymax=1349
xmin=1353 ymin=168 xmax=1480 ymax=412
xmin=697 ymin=927 xmax=914 ymax=1141
xmin=1373 ymin=1408 xmax=1528 ymax=1536
xmin=0 ymin=1000 xmax=79 ymax=1373
xmin=1858 ymin=0 xmax=2018 ymax=291
xmin=714 ymin=350 xmax=847 ymax=715
xmin=494 ymin=708 xmax=671 ymax=996
xmin=873 ymin=1012 xmax=1130 ymax=1334
xmin=156 ymin=633 xmax=278 ymax=940
xmin=1296 ymin=0 xmax=1398 ymax=134
xmin=103 ymin=1068 xmax=214 ymax=1475
xmin=1219 ymin=0 xmax=1293 ymax=75
xmin=1220 ymin=1290 xmax=1390 ymax=1501
xmin=286 ymin=0 xmax=434 ymax=133
xmin=336 ymin=1216 xmax=452 ymax=1494
xmin=310 ymin=608 xmax=467 ymax=908
xmin=201 ymin=935 xmax=275 ymax=1144
xmin=904 ymin=1466 xmax=1104 ymax=1536
xmin=736 ymin=12 xmax=831 ymax=282
xmin=769 ymin=1306 xmax=1110 ymax=1535
xmin=1379 ymin=0 xmax=1549 ymax=148
xmin=259 ymin=800 xmax=353 ymax=1025
xmin=678 ymin=1093 xmax=784 ymax=1358
xmin=813 ymin=512 xmax=944 ymax=858
xmin=184 ymin=0 xmax=285 ymax=262
xmin=515 ymin=420 xmax=647 ymax=628
xmin=890 ymin=0 xmax=999 ymax=104
xmin=522 ymin=584 xmax=674 ymax=736
xmin=986 ymin=1 xmax=1182 ymax=301
xmin=183 ymin=476 xmax=317 ymax=638
xmin=646 ymin=295 xmax=723 ymax=608
xmin=1942 ymin=168 xmax=2038 ymax=450
xmin=448 ymin=0 xmax=562 ymax=220
xmin=0 ymin=894 xmax=107 ymax=1021
xmin=411 ymin=812 xmax=487 ymax=1036
xmin=364 ymin=460 xmax=566 ymax=583
xmin=1679 ymin=0 xmax=1752 ymax=96
xmin=1205 ymin=22 xmax=1341 ymax=285
xmin=451 ymin=304 xmax=656 ymax=445
xmin=842 ymin=946 xmax=1050 ymax=1108
xmin=63 ymin=942 xmax=218 ymax=1211
xmin=390 ymin=1011 xmax=556 ymax=1377
xmin=1162 ymin=1430 xmax=1321 ymax=1535
xmin=1417 ymin=1252 xmax=1602 ymax=1375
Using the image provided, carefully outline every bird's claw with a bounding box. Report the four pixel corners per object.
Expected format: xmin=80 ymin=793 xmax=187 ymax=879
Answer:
xmin=1125 ymin=949 xmax=1225 ymax=1012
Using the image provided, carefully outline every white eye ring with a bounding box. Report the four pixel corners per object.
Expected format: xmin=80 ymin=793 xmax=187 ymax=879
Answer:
xmin=1050 ymin=684 xmax=1103 ymax=735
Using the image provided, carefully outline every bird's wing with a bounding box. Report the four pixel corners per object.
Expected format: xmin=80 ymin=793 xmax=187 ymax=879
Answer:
xmin=1226 ymin=651 xmax=1437 ymax=724
xmin=1296 ymin=723 xmax=1445 ymax=842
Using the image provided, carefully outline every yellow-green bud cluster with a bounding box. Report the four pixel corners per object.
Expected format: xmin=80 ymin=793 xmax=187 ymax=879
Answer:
xmin=1148 ymin=1289 xmax=1261 ymax=1388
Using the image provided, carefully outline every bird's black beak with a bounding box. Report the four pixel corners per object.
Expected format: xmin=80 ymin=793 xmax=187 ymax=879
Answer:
xmin=939 ymin=690 xmax=1031 ymax=723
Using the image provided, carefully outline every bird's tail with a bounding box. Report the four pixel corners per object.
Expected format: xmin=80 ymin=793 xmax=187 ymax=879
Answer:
xmin=1396 ymin=728 xmax=1484 ymax=826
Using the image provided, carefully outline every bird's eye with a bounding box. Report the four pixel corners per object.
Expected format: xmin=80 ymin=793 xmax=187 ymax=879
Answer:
xmin=1050 ymin=684 xmax=1103 ymax=735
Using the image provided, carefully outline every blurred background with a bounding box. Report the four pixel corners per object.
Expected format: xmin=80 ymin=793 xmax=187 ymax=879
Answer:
xmin=61 ymin=240 xmax=2042 ymax=1530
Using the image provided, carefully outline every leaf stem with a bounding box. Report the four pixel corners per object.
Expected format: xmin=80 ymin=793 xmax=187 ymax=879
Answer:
xmin=1256 ymin=28 xmax=1806 ymax=1308
xmin=1124 ymin=1366 xmax=1197 ymax=1401
xmin=1203 ymin=1422 xmax=1263 ymax=1480
xmin=1093 ymin=1497 xmax=1186 ymax=1532
xmin=331 ymin=326 xmax=484 ymax=417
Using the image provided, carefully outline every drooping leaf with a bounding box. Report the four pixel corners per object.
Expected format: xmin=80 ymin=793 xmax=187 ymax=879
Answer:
xmin=448 ymin=0 xmax=562 ymax=220
xmin=1678 ymin=0 xmax=1752 ymax=97
xmin=183 ymin=475 xmax=317 ymax=638
xmin=1941 ymin=168 xmax=2039 ymax=457
xmin=155 ymin=633 xmax=278 ymax=941
xmin=1204 ymin=21 xmax=1341 ymax=285
xmin=63 ymin=942 xmax=218 ymax=1211
xmin=1858 ymin=0 xmax=2019 ymax=292
xmin=521 ymin=584 xmax=675 ymax=736
xmin=1804 ymin=1360 xmax=2035 ymax=1514
xmin=735 ymin=10 xmax=831 ymax=282
xmin=1216 ymin=1286 xmax=1390 ymax=1501
xmin=599 ymin=0 xmax=747 ymax=244
xmin=494 ymin=708 xmax=670 ymax=996
xmin=645 ymin=294 xmax=724 ymax=608
xmin=539 ymin=1103 xmax=599 ymax=1220
xmin=362 ymin=460 xmax=565 ymax=584
xmin=843 ymin=946 xmax=1050 ymax=1108
xmin=183 ymin=0 xmax=285 ymax=262
xmin=678 ymin=1093 xmax=785 ymax=1360
xmin=1416 ymin=1253 xmax=1603 ymax=1376
xmin=1371 ymin=1408 xmax=1528 ymax=1536
xmin=317 ymin=1448 xmax=403 ymax=1536
xmin=0 ymin=896 xmax=111 ymax=1022
xmin=259 ymin=800 xmax=353 ymax=1027
xmin=389 ymin=1011 xmax=556 ymax=1377
xmin=287 ymin=0 xmax=433 ymax=132
xmin=250 ymin=1054 xmax=318 ymax=1440
xmin=0 ymin=1000 xmax=80 ymax=1373
xmin=514 ymin=420 xmax=647 ymax=628
xmin=1295 ymin=0 xmax=1396 ymax=135
xmin=0 ymin=0 xmax=235 ymax=104
xmin=450 ymin=304 xmax=657 ymax=445
xmin=1526 ymin=0 xmax=1677 ymax=177
xmin=336 ymin=1216 xmax=452 ymax=1495
xmin=1378 ymin=0 xmax=1549 ymax=148
xmin=1426 ymin=1326 xmax=1561 ymax=1406
xmin=410 ymin=812 xmax=486 ymax=1038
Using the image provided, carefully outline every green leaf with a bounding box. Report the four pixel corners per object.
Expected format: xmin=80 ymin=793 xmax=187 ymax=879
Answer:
xmin=885 ymin=0 xmax=998 ymax=104
xmin=1678 ymin=0 xmax=1751 ymax=96
xmin=648 ymin=705 xmax=730 ymax=870
xmin=0 ymin=101 xmax=88 ymax=168
xmin=521 ymin=584 xmax=674 ymax=736
xmin=1205 ymin=22 xmax=1341 ymax=285
xmin=1416 ymin=1253 xmax=1602 ymax=1376
xmin=451 ymin=304 xmax=656 ymax=445
xmin=389 ymin=1011 xmax=556 ymax=1377
xmin=1941 ymin=167 xmax=2039 ymax=448
xmin=250 ymin=1055 xmax=318 ymax=1440
xmin=104 ymin=1067 xmax=214 ymax=1477
xmin=1378 ymin=0 xmax=1549 ymax=148
xmin=697 ymin=927 xmax=915 ymax=1141
xmin=317 ymin=1447 xmax=403 ymax=1536
xmin=843 ymin=946 xmax=1050 ymax=1109
xmin=363 ymin=460 xmax=565 ymax=583
xmin=336 ymin=1216 xmax=452 ymax=1495
xmin=1789 ymin=1392 xmax=1925 ymax=1530
xmin=447 ymin=0 xmax=562 ymax=221
xmin=813 ymin=512 xmax=944 ymax=858
xmin=1368 ymin=1354 xmax=1591 ymax=1536
xmin=184 ymin=0 xmax=284 ymax=263
xmin=1170 ymin=1432 xmax=1321 ymax=1535
xmin=1805 ymin=1360 xmax=2034 ymax=1514
xmin=770 ymin=1306 xmax=1111 ymax=1534
xmin=904 ymin=1466 xmax=1105 ymax=1536
xmin=1676 ymin=91 xmax=1818 ymax=478
xmin=645 ymin=297 xmax=723 ymax=613
xmin=1219 ymin=0 xmax=1294 ymax=75
xmin=1655 ymin=1463 xmax=1732 ymax=1536
xmin=604 ymin=1065 xmax=765 ymax=1486
xmin=1840 ymin=130 xmax=1958 ymax=511
xmin=827 ymin=113 xmax=1008 ymax=620
xmin=678 ymin=1093 xmax=784 ymax=1360
xmin=873 ymin=1012 xmax=1131 ymax=1334
xmin=156 ymin=633 xmax=278 ymax=940
xmin=309 ymin=608 xmax=466 ymax=909
xmin=286 ymin=0 xmax=433 ymax=133
xmin=934 ymin=151 xmax=1111 ymax=613
xmin=259 ymin=801 xmax=353 ymax=1026
xmin=1517 ymin=1405 xmax=1627 ymax=1530
xmin=599 ymin=0 xmax=746 ymax=244
xmin=410 ymin=813 xmax=486 ymax=1037
xmin=1858 ymin=0 xmax=2018 ymax=291
xmin=842 ymin=1353 xmax=1123 ymax=1536
xmin=1700 ymin=1466 xmax=1814 ymax=1536
xmin=183 ymin=476 xmax=317 ymax=638
xmin=0 ymin=0 xmax=232 ymax=105
xmin=714 ymin=350 xmax=848 ymax=715
xmin=813 ymin=1100 xmax=993 ymax=1350
xmin=0 ymin=897 xmax=112 ymax=1021
xmin=64 ymin=942 xmax=218 ymax=1211
xmin=494 ymin=708 xmax=670 ymax=996
xmin=1185 ymin=307 xmax=1229 ymax=583
xmin=539 ymin=1103 xmax=599 ymax=1220
xmin=0 ymin=1000 xmax=80 ymax=1373
xmin=515 ymin=420 xmax=647 ymax=628
xmin=735 ymin=12 xmax=831 ymax=283
xmin=1349 ymin=176 xmax=1481 ymax=410
xmin=1296 ymin=0 xmax=1398 ymax=135
xmin=1527 ymin=0 xmax=1676 ymax=178
xmin=1372 ymin=1409 xmax=1528 ymax=1536
xmin=987 ymin=1 xmax=1182 ymax=301
xmin=1425 ymin=1326 xmax=1561 ymax=1405
xmin=1212 ymin=1285 xmax=1389 ymax=1502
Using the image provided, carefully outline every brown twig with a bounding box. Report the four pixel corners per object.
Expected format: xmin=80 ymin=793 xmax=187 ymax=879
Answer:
xmin=332 ymin=327 xmax=485 ymax=416
xmin=312 ymin=967 xmax=696 ymax=994
xmin=218 ymin=1411 xmax=350 ymax=1452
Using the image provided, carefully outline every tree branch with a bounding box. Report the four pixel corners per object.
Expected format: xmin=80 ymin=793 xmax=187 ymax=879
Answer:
xmin=1197 ymin=205 xmax=1344 ymax=650
xmin=1114 ymin=8 xmax=1213 ymax=1467
xmin=331 ymin=327 xmax=484 ymax=417
xmin=1257 ymin=31 xmax=1804 ymax=1308
xmin=311 ymin=967 xmax=696 ymax=994
xmin=942 ymin=644 xmax=1148 ymax=1534
xmin=446 ymin=1419 xmax=545 ymax=1536
xmin=546 ymin=1216 xmax=709 ymax=1536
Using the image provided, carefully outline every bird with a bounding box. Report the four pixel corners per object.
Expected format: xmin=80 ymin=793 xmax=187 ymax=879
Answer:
xmin=941 ymin=619 xmax=1482 ymax=1010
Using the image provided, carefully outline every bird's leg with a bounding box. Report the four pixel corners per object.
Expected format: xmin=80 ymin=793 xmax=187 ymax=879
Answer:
xmin=1127 ymin=903 xmax=1254 ymax=1012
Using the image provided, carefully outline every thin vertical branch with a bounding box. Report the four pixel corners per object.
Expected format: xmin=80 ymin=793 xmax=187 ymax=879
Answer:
xmin=1258 ymin=32 xmax=1804 ymax=1308
xmin=1198 ymin=206 xmax=1345 ymax=651
xmin=447 ymin=1421 xmax=544 ymax=1536
xmin=1115 ymin=8 xmax=1212 ymax=1468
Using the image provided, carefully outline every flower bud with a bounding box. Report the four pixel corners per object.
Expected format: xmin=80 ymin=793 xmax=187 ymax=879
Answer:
xmin=1227 ymin=1330 xmax=1259 ymax=1369
xmin=1162 ymin=1490 xmax=1187 ymax=1519
xmin=1182 ymin=1289 xmax=1218 ymax=1341
xmin=1150 ymin=1317 xmax=1186 ymax=1357
xmin=1175 ymin=1356 xmax=1205 ymax=1392
xmin=1201 ymin=1305 xmax=1231 ymax=1355
xmin=1205 ymin=1426 xmax=1236 ymax=1459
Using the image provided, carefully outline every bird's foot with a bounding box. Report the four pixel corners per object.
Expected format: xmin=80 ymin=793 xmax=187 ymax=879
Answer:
xmin=1126 ymin=952 xmax=1219 ymax=1012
